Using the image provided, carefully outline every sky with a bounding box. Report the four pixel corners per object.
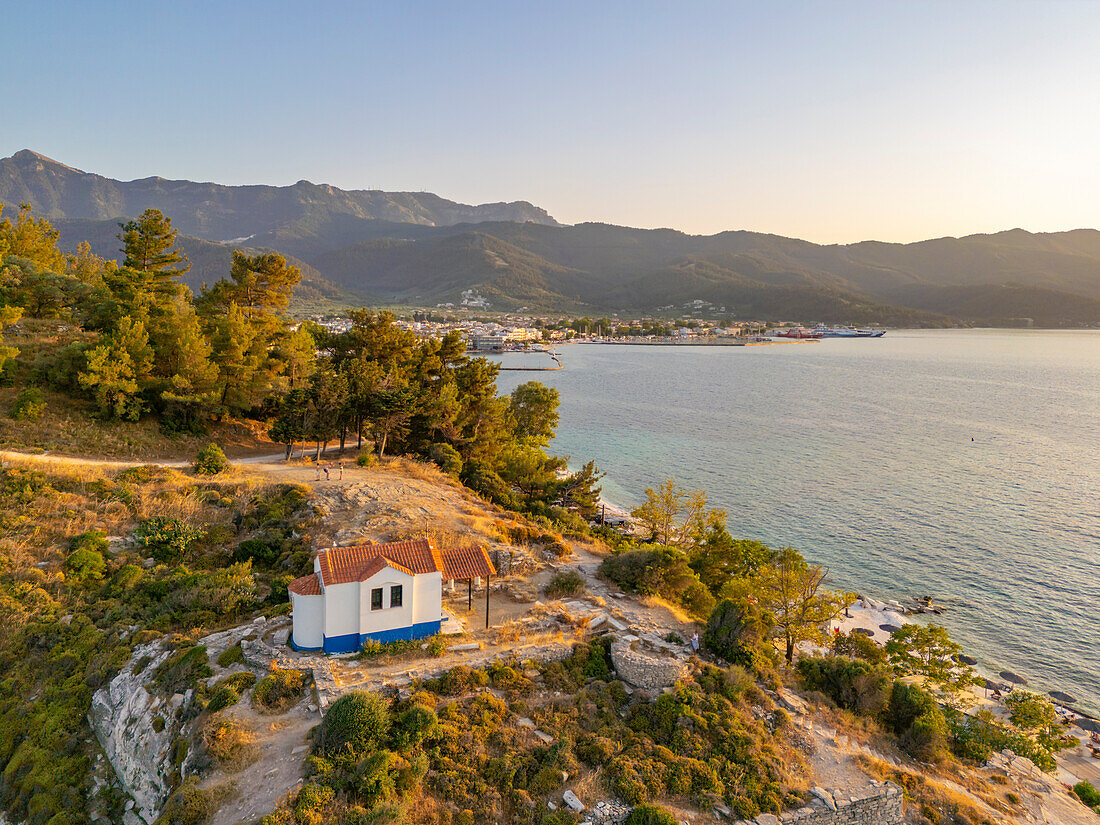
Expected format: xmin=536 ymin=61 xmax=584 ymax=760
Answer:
xmin=3 ymin=1 xmax=1100 ymax=244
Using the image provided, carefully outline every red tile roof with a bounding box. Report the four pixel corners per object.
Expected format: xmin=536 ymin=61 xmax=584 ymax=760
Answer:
xmin=317 ymin=539 xmax=444 ymax=586
xmin=357 ymin=555 xmax=414 ymax=580
xmin=440 ymin=546 xmax=496 ymax=580
xmin=288 ymin=573 xmax=322 ymax=596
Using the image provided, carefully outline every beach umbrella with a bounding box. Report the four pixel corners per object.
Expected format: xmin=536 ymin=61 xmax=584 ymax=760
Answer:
xmin=1048 ymin=690 xmax=1078 ymax=704
xmin=854 ymin=628 xmax=875 ymax=637
xmin=982 ymin=678 xmax=1005 ymax=692
xmin=999 ymin=670 xmax=1028 ymax=686
xmin=957 ymin=654 xmax=978 ymax=666
xmin=1075 ymin=717 xmax=1100 ymax=733
xmin=880 ymin=624 xmax=902 ymax=633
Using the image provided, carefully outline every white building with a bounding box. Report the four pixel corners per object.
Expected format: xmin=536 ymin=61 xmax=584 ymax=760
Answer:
xmin=288 ymin=539 xmax=495 ymax=653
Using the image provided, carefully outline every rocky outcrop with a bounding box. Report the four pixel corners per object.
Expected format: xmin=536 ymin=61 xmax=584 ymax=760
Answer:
xmin=89 ymin=622 xmax=264 ymax=825
xmin=729 ymin=782 xmax=903 ymax=825
xmin=609 ymin=633 xmax=691 ymax=690
xmin=88 ymin=641 xmax=187 ymax=825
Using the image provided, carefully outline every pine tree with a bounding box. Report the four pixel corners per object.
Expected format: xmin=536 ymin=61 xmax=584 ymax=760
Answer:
xmin=78 ymin=344 xmax=141 ymax=420
xmin=118 ymin=209 xmax=189 ymax=277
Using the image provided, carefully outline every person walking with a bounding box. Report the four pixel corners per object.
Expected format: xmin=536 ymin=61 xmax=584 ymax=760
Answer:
xmin=323 ymin=463 xmax=330 ymax=481
xmin=691 ymin=632 xmax=700 ymax=653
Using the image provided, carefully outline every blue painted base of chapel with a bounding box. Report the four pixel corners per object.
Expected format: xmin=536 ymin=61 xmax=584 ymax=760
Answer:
xmin=321 ymin=620 xmax=442 ymax=654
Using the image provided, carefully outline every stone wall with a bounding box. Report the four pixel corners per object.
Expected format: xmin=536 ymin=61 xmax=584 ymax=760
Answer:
xmin=609 ymin=633 xmax=690 ymax=690
xmin=732 ymin=782 xmax=903 ymax=825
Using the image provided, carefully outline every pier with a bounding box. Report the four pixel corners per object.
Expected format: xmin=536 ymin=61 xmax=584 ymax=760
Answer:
xmin=575 ymin=338 xmax=820 ymax=347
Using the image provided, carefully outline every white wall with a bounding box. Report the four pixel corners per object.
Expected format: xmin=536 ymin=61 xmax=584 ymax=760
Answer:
xmin=291 ymin=592 xmax=323 ymax=649
xmin=414 ymin=572 xmax=443 ymax=625
xmin=358 ymin=568 xmax=414 ymax=635
xmin=323 ymin=582 xmax=360 ymax=638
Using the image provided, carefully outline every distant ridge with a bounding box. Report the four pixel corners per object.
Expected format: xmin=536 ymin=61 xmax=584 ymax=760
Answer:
xmin=0 ymin=149 xmax=558 ymax=238
xmin=3 ymin=150 xmax=1100 ymax=325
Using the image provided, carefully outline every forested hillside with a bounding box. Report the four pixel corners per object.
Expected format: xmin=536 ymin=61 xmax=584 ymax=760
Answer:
xmin=4 ymin=150 xmax=1100 ymax=324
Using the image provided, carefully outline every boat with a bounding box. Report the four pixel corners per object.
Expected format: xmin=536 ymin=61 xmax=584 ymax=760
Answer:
xmin=775 ymin=327 xmax=823 ymax=339
xmin=810 ymin=325 xmax=886 ymax=338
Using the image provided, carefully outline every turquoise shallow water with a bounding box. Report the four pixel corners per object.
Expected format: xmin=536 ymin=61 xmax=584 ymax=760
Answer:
xmin=493 ymin=330 xmax=1100 ymax=714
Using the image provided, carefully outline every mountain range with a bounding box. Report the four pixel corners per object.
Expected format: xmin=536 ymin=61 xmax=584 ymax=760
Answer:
xmin=3 ymin=149 xmax=1100 ymax=326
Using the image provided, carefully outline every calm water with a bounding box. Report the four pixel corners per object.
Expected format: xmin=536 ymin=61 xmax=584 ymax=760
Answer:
xmin=494 ymin=330 xmax=1100 ymax=713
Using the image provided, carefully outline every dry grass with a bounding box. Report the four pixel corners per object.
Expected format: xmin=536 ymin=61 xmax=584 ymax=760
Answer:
xmin=0 ymin=454 xmax=284 ymax=569
xmin=376 ymin=456 xmax=453 ymax=484
xmin=855 ymin=754 xmax=1002 ymax=825
xmin=0 ymin=386 xmax=275 ymax=461
xmin=640 ymin=594 xmax=698 ymax=626
xmin=389 ymin=521 xmax=482 ymax=550
xmin=202 ymin=715 xmax=260 ymax=771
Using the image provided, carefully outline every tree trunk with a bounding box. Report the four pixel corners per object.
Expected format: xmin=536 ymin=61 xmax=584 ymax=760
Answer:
xmin=284 ymin=442 xmax=291 ymax=460
xmin=340 ymin=423 xmax=347 ymax=451
xmin=379 ymin=430 xmax=388 ymax=459
xmin=785 ymin=635 xmax=795 ymax=664
xmin=357 ymin=416 xmax=363 ymax=449
xmin=315 ymin=441 xmax=321 ymax=460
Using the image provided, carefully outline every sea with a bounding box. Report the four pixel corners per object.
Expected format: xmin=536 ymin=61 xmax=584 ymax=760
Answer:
xmin=492 ymin=330 xmax=1100 ymax=715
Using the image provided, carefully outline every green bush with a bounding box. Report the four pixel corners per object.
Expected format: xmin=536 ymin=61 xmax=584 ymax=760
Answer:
xmin=155 ymin=645 xmax=212 ymax=696
xmin=233 ymin=537 xmax=280 ymax=566
xmin=64 ymin=542 xmax=107 ymax=582
xmin=625 ymin=804 xmax=678 ymax=825
xmin=193 ymin=443 xmax=229 ymax=475
xmin=545 ymin=570 xmax=585 ymax=599
xmin=832 ymin=629 xmax=887 ymax=663
xmin=216 ymin=644 xmax=244 ymax=668
xmin=9 ymin=387 xmax=46 ymax=421
xmin=886 ymin=682 xmax=948 ymax=763
xmin=134 ymin=517 xmax=201 ymax=562
xmin=428 ymin=442 xmax=463 ymax=476
xmin=1073 ymin=780 xmax=1100 ymax=810
xmin=252 ymin=667 xmax=308 ymax=713
xmin=600 ymin=546 xmax=714 ymax=619
xmin=704 ymin=598 xmax=770 ymax=670
xmin=317 ymin=690 xmax=391 ymax=757
xmin=357 ymin=452 xmax=374 ymax=468
xmin=796 ymin=655 xmax=891 ymax=716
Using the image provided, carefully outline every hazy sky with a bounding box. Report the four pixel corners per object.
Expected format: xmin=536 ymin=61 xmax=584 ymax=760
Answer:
xmin=3 ymin=1 xmax=1100 ymax=243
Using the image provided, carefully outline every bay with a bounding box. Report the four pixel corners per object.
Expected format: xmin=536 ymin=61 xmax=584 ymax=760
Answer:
xmin=493 ymin=329 xmax=1100 ymax=714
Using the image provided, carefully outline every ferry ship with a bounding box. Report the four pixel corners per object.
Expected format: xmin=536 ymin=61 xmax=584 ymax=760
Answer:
xmin=810 ymin=325 xmax=886 ymax=338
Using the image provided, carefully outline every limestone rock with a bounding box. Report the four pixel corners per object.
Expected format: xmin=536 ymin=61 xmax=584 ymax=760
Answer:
xmin=563 ymin=790 xmax=584 ymax=812
xmin=810 ymin=787 xmax=837 ymax=810
xmin=88 ymin=641 xmax=183 ymax=825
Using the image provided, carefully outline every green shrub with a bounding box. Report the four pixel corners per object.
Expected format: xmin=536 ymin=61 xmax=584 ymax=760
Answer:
xmin=155 ymin=645 xmax=212 ymax=696
xmin=1073 ymin=780 xmax=1100 ymax=810
xmin=625 ymin=804 xmax=678 ymax=825
xmin=357 ymin=452 xmax=375 ymax=468
xmin=886 ymin=682 xmax=948 ymax=763
xmin=545 ymin=570 xmax=585 ymax=599
xmin=207 ymin=685 xmax=241 ymax=713
xmin=234 ymin=537 xmax=280 ymax=566
xmin=704 ymin=598 xmax=770 ymax=670
xmin=317 ymin=690 xmax=391 ymax=757
xmin=252 ymin=666 xmax=308 ymax=713
xmin=159 ymin=779 xmax=219 ymax=825
xmin=796 ymin=655 xmax=892 ymax=716
xmin=9 ymin=387 xmax=46 ymax=421
xmin=135 ymin=518 xmax=201 ymax=562
xmin=600 ymin=546 xmax=714 ymax=619
xmin=64 ymin=544 xmax=107 ymax=582
xmin=832 ymin=629 xmax=887 ymax=663
xmin=217 ymin=644 xmax=244 ymax=668
xmin=428 ymin=442 xmax=463 ymax=476
xmin=193 ymin=443 xmax=229 ymax=475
